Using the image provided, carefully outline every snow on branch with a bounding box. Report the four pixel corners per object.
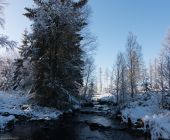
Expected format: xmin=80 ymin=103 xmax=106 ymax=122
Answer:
xmin=0 ymin=35 xmax=17 ymax=50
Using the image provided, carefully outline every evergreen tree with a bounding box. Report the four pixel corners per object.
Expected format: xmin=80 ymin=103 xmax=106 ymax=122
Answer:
xmin=24 ymin=0 xmax=89 ymax=107
xmin=12 ymin=30 xmax=32 ymax=90
xmin=12 ymin=59 xmax=23 ymax=90
xmin=0 ymin=58 xmax=14 ymax=90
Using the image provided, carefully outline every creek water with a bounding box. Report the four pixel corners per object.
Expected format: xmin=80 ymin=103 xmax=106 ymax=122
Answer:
xmin=0 ymin=104 xmax=146 ymax=140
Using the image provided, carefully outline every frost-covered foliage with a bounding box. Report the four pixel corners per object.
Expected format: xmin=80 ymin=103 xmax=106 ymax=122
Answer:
xmin=0 ymin=1 xmax=18 ymax=90
xmin=12 ymin=30 xmax=33 ymax=91
xmin=23 ymin=0 xmax=89 ymax=107
xmin=0 ymin=57 xmax=15 ymax=90
xmin=0 ymin=35 xmax=16 ymax=50
xmin=145 ymin=30 xmax=170 ymax=107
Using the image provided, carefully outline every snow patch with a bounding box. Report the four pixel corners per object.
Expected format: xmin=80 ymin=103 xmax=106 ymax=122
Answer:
xmin=93 ymin=92 xmax=116 ymax=103
xmin=121 ymin=92 xmax=170 ymax=140
xmin=0 ymin=115 xmax=15 ymax=129
xmin=0 ymin=91 xmax=62 ymax=129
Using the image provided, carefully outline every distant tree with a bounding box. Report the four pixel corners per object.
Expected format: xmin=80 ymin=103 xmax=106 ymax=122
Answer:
xmin=109 ymin=68 xmax=114 ymax=93
xmin=18 ymin=29 xmax=30 ymax=60
xmin=99 ymin=67 xmax=103 ymax=92
xmin=155 ymin=29 xmax=170 ymax=108
xmin=161 ymin=31 xmax=170 ymax=91
xmin=104 ymin=68 xmax=109 ymax=93
xmin=141 ymin=65 xmax=150 ymax=92
xmin=12 ymin=59 xmax=23 ymax=90
xmin=115 ymin=52 xmax=127 ymax=104
xmin=126 ymin=32 xmax=143 ymax=98
xmin=158 ymin=56 xmax=165 ymax=107
xmin=0 ymin=57 xmax=14 ymax=90
xmin=12 ymin=29 xmax=32 ymax=90
xmin=153 ymin=58 xmax=159 ymax=90
xmin=87 ymin=78 xmax=96 ymax=100
xmin=83 ymin=56 xmax=95 ymax=98
xmin=149 ymin=61 xmax=154 ymax=90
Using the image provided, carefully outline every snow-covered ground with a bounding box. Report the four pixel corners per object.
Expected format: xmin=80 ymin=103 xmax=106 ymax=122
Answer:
xmin=92 ymin=92 xmax=116 ymax=103
xmin=121 ymin=92 xmax=170 ymax=140
xmin=0 ymin=91 xmax=62 ymax=130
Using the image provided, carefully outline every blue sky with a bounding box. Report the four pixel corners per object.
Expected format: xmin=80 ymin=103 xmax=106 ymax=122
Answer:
xmin=1 ymin=0 xmax=170 ymax=70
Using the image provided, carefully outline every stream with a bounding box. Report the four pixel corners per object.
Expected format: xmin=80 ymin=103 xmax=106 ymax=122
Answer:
xmin=0 ymin=103 xmax=146 ymax=140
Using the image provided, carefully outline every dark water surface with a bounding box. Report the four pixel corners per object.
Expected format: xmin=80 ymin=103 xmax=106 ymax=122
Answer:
xmin=0 ymin=105 xmax=146 ymax=140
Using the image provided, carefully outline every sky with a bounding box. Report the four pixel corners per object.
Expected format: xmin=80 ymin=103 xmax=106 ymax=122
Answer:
xmin=1 ymin=0 xmax=170 ymax=70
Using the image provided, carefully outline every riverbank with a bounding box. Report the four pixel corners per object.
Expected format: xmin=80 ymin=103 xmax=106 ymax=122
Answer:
xmin=0 ymin=91 xmax=62 ymax=130
xmin=119 ymin=92 xmax=170 ymax=140
xmin=1 ymin=90 xmax=169 ymax=140
xmin=0 ymin=101 xmax=145 ymax=140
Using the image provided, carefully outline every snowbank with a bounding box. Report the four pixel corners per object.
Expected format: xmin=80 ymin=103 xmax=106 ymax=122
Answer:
xmin=0 ymin=115 xmax=15 ymax=129
xmin=145 ymin=112 xmax=170 ymax=140
xmin=93 ymin=92 xmax=116 ymax=103
xmin=0 ymin=91 xmax=62 ymax=129
xmin=121 ymin=92 xmax=170 ymax=140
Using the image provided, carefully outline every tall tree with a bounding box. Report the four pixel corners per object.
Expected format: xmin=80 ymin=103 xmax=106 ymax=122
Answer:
xmin=83 ymin=56 xmax=95 ymax=98
xmin=104 ymin=68 xmax=109 ymax=93
xmin=149 ymin=61 xmax=154 ymax=90
xmin=24 ymin=0 xmax=89 ymax=107
xmin=99 ymin=67 xmax=103 ymax=92
xmin=115 ymin=52 xmax=127 ymax=104
xmin=126 ymin=32 xmax=143 ymax=98
xmin=12 ymin=29 xmax=32 ymax=90
xmin=0 ymin=57 xmax=14 ymax=90
xmin=158 ymin=56 xmax=165 ymax=107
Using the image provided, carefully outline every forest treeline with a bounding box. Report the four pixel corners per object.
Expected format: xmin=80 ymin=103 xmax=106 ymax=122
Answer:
xmin=99 ymin=32 xmax=170 ymax=108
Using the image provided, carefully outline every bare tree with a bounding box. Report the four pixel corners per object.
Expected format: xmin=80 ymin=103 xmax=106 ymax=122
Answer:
xmin=109 ymin=68 xmax=114 ymax=93
xmin=104 ymin=68 xmax=109 ymax=93
xmin=164 ymin=55 xmax=170 ymax=89
xmin=149 ymin=60 xmax=154 ymax=90
xmin=115 ymin=52 xmax=127 ymax=104
xmin=158 ymin=56 xmax=165 ymax=107
xmin=87 ymin=78 xmax=97 ymax=100
xmin=126 ymin=32 xmax=143 ymax=98
xmin=152 ymin=58 xmax=159 ymax=90
xmin=141 ymin=65 xmax=150 ymax=92
xmin=83 ymin=57 xmax=95 ymax=98
xmin=99 ymin=67 xmax=103 ymax=93
xmin=161 ymin=39 xmax=170 ymax=91
xmin=155 ymin=29 xmax=170 ymax=107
